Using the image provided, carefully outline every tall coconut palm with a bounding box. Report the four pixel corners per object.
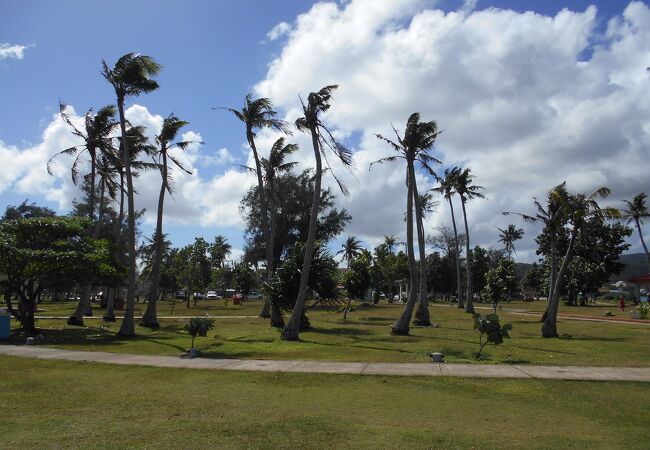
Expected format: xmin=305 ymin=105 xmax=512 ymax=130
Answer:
xmin=281 ymin=85 xmax=352 ymax=341
xmin=48 ymin=102 xmax=118 ymax=324
xmin=337 ymin=236 xmax=363 ymax=268
xmin=432 ymin=167 xmax=464 ymax=309
xmin=209 ymin=235 xmax=232 ymax=269
xmin=453 ymin=168 xmax=485 ymax=314
xmin=372 ymin=113 xmax=441 ymax=333
xmin=141 ymin=115 xmax=197 ymax=328
xmin=102 ymin=52 xmax=161 ymax=337
xmin=103 ymin=125 xmax=158 ymax=322
xmin=260 ymin=138 xmax=298 ymax=327
xmin=383 ymin=235 xmax=398 ymax=254
xmin=542 ymin=187 xmax=619 ymax=337
xmin=220 ymin=95 xmax=290 ymax=320
xmin=621 ymin=193 xmax=650 ymax=272
xmin=498 ymin=224 xmax=524 ymax=260
xmin=504 ymin=183 xmax=569 ymax=321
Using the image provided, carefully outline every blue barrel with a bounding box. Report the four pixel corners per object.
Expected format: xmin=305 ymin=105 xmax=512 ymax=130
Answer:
xmin=0 ymin=314 xmax=10 ymax=340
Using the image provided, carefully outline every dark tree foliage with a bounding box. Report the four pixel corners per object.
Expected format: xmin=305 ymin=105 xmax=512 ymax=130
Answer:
xmin=271 ymin=241 xmax=342 ymax=316
xmin=0 ymin=217 xmax=115 ymax=333
xmin=2 ymin=200 xmax=56 ymax=221
xmin=240 ymin=169 xmax=351 ymax=266
xmin=342 ymin=250 xmax=372 ymax=300
xmin=232 ymin=263 xmax=257 ymax=296
xmin=426 ymin=251 xmax=456 ymax=299
xmin=535 ymin=217 xmax=631 ymax=304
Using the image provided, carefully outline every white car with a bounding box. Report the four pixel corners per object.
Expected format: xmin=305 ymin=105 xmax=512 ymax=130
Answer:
xmin=247 ymin=292 xmax=262 ymax=300
xmin=206 ymin=290 xmax=222 ymax=300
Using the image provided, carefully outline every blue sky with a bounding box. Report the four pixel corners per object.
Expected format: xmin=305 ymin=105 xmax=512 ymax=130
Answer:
xmin=1 ymin=0 xmax=649 ymax=263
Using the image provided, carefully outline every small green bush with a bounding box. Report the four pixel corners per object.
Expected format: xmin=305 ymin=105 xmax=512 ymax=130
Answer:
xmin=185 ymin=317 xmax=215 ymax=349
xmin=473 ymin=313 xmax=512 ymax=359
xmin=637 ymin=303 xmax=650 ymax=320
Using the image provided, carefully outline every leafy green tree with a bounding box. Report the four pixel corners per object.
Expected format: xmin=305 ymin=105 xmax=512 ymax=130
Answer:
xmin=142 ymin=115 xmax=197 ymax=328
xmin=484 ymin=259 xmax=517 ymax=313
xmin=470 ymin=245 xmax=491 ymax=300
xmin=282 ymin=85 xmax=352 ymax=341
xmin=232 ymin=263 xmax=257 ymax=297
xmin=186 ymin=317 xmax=215 ymax=351
xmin=621 ymin=193 xmax=649 ymax=271
xmin=2 ymin=201 xmax=56 ymax=221
xmin=473 ymin=313 xmax=512 ymax=359
xmin=521 ymin=263 xmax=545 ymax=299
xmin=102 ymin=52 xmax=161 ymax=337
xmin=0 ymin=217 xmax=115 ymax=333
xmin=373 ymin=113 xmax=441 ymax=332
xmin=342 ymin=250 xmax=372 ymax=319
xmin=453 ymin=168 xmax=485 ymax=314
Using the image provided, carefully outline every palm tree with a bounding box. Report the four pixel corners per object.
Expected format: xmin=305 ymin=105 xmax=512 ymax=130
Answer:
xmin=221 ymin=95 xmax=290 ymax=320
xmin=141 ymin=114 xmax=197 ymax=328
xmin=504 ymin=183 xmax=569 ymax=321
xmin=498 ymin=224 xmax=524 ymax=260
xmin=337 ymin=236 xmax=363 ymax=268
xmin=48 ymin=102 xmax=118 ymax=324
xmin=260 ymin=138 xmax=298 ymax=327
xmin=103 ymin=125 xmax=158 ymax=322
xmin=372 ymin=113 xmax=441 ymax=333
xmin=542 ymin=187 xmax=619 ymax=337
xmin=432 ymin=167 xmax=464 ymax=309
xmin=281 ymin=85 xmax=352 ymax=341
xmin=209 ymin=235 xmax=232 ymax=269
xmin=453 ymin=168 xmax=485 ymax=314
xmin=383 ymin=235 xmax=398 ymax=254
xmin=102 ymin=52 xmax=161 ymax=337
xmin=621 ymin=193 xmax=650 ymax=272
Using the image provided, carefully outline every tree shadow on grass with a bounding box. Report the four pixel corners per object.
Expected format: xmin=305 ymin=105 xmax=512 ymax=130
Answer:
xmin=306 ymin=327 xmax=374 ymax=337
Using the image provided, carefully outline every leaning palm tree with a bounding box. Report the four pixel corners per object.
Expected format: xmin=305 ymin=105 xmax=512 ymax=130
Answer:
xmin=372 ymin=113 xmax=441 ymax=333
xmin=498 ymin=224 xmax=524 ymax=260
xmin=48 ymin=102 xmax=118 ymax=324
xmin=102 ymin=52 xmax=161 ymax=337
xmin=220 ymin=95 xmax=290 ymax=320
xmin=281 ymin=85 xmax=352 ymax=341
xmin=337 ymin=236 xmax=363 ymax=268
xmin=141 ymin=114 xmax=197 ymax=328
xmin=504 ymin=183 xmax=569 ymax=321
xmin=432 ymin=167 xmax=464 ymax=309
xmin=453 ymin=168 xmax=485 ymax=314
xmin=542 ymin=187 xmax=619 ymax=337
xmin=621 ymin=193 xmax=650 ymax=272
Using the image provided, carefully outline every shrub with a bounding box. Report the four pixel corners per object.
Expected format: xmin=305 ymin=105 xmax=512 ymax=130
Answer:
xmin=473 ymin=313 xmax=512 ymax=359
xmin=637 ymin=303 xmax=650 ymax=320
xmin=185 ymin=317 xmax=215 ymax=350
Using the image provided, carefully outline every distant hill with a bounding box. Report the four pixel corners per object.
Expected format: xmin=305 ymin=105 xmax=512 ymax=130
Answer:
xmin=612 ymin=253 xmax=649 ymax=281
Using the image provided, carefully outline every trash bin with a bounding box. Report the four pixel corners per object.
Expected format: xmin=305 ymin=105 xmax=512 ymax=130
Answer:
xmin=0 ymin=313 xmax=11 ymax=340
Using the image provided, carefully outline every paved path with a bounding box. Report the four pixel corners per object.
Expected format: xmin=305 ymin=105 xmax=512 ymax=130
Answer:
xmin=1 ymin=345 xmax=649 ymax=382
xmin=429 ymin=303 xmax=650 ymax=326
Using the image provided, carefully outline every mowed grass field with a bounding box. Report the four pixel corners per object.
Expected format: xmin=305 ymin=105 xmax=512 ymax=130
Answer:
xmin=9 ymin=299 xmax=650 ymax=367
xmin=1 ymin=356 xmax=649 ymax=449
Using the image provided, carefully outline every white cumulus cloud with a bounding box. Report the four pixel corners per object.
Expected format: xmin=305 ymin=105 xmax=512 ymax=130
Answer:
xmin=0 ymin=43 xmax=28 ymax=60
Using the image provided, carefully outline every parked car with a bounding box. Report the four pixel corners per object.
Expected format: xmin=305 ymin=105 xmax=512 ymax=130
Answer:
xmin=174 ymin=290 xmax=188 ymax=300
xmin=193 ymin=292 xmax=205 ymax=300
xmin=246 ymin=292 xmax=262 ymax=300
xmin=206 ymin=290 xmax=222 ymax=300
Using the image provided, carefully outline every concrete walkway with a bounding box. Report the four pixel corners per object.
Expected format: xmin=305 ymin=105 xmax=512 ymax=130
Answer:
xmin=1 ymin=345 xmax=649 ymax=382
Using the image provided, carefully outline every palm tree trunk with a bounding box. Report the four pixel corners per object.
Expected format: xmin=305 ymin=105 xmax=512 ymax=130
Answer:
xmin=266 ymin=180 xmax=284 ymax=327
xmin=461 ymin=199 xmax=474 ymax=313
xmin=104 ymin=178 xmax=124 ymax=322
xmin=392 ymin=162 xmax=418 ymax=335
xmin=540 ymin=233 xmax=557 ymax=323
xmin=635 ymin=219 xmax=650 ymax=272
xmin=412 ymin=168 xmax=431 ymax=327
xmin=448 ymin=197 xmax=464 ymax=309
xmin=542 ymin=230 xmax=576 ymax=338
xmin=281 ymin=127 xmax=322 ymax=340
xmin=141 ymin=153 xmax=167 ymax=329
xmin=117 ymin=99 xmax=138 ymax=337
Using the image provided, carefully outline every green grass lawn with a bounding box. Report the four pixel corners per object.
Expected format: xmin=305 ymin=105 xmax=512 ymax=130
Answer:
xmin=10 ymin=300 xmax=650 ymax=367
xmin=1 ymin=356 xmax=648 ymax=449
